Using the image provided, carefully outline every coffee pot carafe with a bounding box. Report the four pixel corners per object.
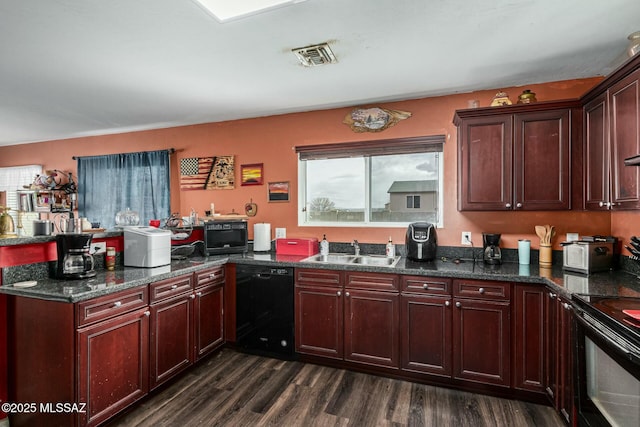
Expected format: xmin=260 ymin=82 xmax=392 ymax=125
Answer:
xmin=56 ymin=233 xmax=96 ymax=279
xmin=483 ymin=233 xmax=502 ymax=265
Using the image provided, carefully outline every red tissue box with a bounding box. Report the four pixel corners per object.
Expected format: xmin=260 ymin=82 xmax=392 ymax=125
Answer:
xmin=276 ymin=238 xmax=319 ymax=256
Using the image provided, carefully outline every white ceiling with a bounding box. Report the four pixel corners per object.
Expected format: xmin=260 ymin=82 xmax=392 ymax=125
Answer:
xmin=1 ymin=0 xmax=639 ymax=147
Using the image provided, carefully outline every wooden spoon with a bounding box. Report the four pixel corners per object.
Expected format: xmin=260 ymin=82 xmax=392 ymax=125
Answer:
xmin=535 ymin=225 xmax=546 ymax=243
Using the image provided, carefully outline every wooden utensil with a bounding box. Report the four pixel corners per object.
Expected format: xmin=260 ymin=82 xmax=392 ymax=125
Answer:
xmin=535 ymin=225 xmax=546 ymax=243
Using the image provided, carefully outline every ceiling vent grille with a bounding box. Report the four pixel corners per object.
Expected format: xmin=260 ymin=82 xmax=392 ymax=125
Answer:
xmin=292 ymin=43 xmax=337 ymax=67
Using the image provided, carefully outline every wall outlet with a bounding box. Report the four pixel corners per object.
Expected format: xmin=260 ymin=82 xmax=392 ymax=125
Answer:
xmin=275 ymin=227 xmax=286 ymax=239
xmin=461 ymin=232 xmax=472 ymax=245
xmin=92 ymin=241 xmax=106 ymax=255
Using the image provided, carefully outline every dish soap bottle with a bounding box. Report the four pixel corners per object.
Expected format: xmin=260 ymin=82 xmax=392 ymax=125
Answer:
xmin=386 ymin=236 xmax=396 ymax=257
xmin=320 ymin=234 xmax=329 ymax=256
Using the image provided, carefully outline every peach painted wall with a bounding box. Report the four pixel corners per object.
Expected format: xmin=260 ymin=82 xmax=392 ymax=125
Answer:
xmin=0 ymin=77 xmax=613 ymax=250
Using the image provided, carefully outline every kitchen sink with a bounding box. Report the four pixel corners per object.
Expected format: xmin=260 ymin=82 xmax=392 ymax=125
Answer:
xmin=302 ymin=253 xmax=401 ymax=268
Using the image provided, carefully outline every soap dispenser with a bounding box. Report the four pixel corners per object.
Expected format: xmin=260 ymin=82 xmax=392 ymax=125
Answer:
xmin=320 ymin=234 xmax=329 ymax=256
xmin=386 ymin=236 xmax=396 ymax=257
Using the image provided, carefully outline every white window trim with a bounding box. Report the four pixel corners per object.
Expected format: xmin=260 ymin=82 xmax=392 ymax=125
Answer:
xmin=298 ymin=153 xmax=444 ymax=228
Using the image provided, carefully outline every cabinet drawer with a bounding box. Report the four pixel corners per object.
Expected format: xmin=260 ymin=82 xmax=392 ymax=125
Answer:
xmin=77 ymin=286 xmax=148 ymax=327
xmin=402 ymin=276 xmax=451 ymax=295
xmin=150 ymin=274 xmax=193 ymax=303
xmin=345 ymin=272 xmax=399 ymax=292
xmin=195 ymin=265 xmax=225 ymax=288
xmin=296 ymin=268 xmax=342 ymax=288
xmin=453 ymin=279 xmax=510 ymax=300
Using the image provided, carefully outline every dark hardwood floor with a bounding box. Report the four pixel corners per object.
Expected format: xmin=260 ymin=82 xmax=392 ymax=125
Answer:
xmin=106 ymin=349 xmax=564 ymax=427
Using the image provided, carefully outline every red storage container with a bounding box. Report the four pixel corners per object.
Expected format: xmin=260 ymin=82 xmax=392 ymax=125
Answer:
xmin=276 ymin=238 xmax=319 ymax=256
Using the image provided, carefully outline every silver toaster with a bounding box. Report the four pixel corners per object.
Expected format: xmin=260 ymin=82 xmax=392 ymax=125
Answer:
xmin=562 ymin=237 xmax=615 ymax=274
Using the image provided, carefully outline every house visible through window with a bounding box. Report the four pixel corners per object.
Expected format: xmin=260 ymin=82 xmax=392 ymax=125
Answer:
xmin=297 ymin=136 xmax=444 ymax=227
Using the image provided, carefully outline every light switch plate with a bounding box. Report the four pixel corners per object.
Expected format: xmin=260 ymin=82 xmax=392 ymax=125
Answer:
xmin=92 ymin=242 xmax=106 ymax=254
xmin=275 ymin=228 xmax=286 ymax=239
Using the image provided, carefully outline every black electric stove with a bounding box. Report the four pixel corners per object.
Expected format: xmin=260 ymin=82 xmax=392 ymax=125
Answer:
xmin=572 ymin=294 xmax=640 ymax=357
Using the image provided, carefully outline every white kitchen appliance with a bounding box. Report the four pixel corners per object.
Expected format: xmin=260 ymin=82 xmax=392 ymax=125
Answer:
xmin=562 ymin=236 xmax=616 ymax=274
xmin=124 ymin=226 xmax=171 ymax=267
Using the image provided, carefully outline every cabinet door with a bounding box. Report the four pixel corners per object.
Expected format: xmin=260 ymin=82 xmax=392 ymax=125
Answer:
xmin=512 ymin=285 xmax=545 ymax=393
xmin=557 ymin=297 xmax=575 ymax=424
xmin=295 ymin=285 xmax=343 ymax=359
xmin=401 ymin=294 xmax=452 ymax=377
xmin=457 ymin=115 xmax=513 ymax=210
xmin=453 ymin=298 xmax=511 ymax=387
xmin=344 ymin=289 xmax=400 ymax=369
xmin=583 ymin=93 xmax=610 ymax=210
xmin=545 ymin=290 xmax=559 ymax=405
xmin=609 ymin=69 xmax=640 ymax=209
xmin=194 ymin=282 xmax=224 ymax=360
xmin=513 ymin=109 xmax=571 ymax=210
xmin=149 ymin=294 xmax=193 ymax=390
xmin=77 ymin=307 xmax=149 ymax=427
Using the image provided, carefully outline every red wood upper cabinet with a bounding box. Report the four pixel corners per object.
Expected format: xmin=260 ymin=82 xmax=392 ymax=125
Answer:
xmin=609 ymin=68 xmax=640 ymax=209
xmin=455 ymin=102 xmax=576 ymax=211
xmin=583 ymin=92 xmax=610 ymax=210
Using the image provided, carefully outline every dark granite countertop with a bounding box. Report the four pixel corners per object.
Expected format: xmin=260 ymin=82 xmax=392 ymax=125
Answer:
xmin=227 ymin=252 xmax=640 ymax=299
xmin=0 ymin=256 xmax=229 ymax=302
xmin=3 ymin=250 xmax=640 ymax=303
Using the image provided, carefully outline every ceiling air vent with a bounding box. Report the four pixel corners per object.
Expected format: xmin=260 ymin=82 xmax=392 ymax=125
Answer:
xmin=292 ymin=43 xmax=337 ymax=67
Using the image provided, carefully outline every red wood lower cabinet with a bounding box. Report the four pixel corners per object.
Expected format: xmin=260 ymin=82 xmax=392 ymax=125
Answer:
xmin=77 ymin=307 xmax=150 ymax=426
xmin=149 ymin=293 xmax=193 ymax=390
xmin=344 ymin=289 xmax=399 ymax=368
xmin=295 ymin=284 xmax=344 ymax=359
xmin=401 ymin=293 xmax=452 ymax=377
xmin=512 ymin=284 xmax=545 ymax=392
xmin=194 ymin=281 xmax=224 ymax=359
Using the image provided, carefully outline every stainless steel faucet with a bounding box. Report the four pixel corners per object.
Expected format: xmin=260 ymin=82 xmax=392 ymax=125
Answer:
xmin=351 ymin=239 xmax=360 ymax=256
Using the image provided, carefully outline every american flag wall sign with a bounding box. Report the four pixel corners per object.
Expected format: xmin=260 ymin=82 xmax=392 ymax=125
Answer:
xmin=179 ymin=156 xmax=235 ymax=191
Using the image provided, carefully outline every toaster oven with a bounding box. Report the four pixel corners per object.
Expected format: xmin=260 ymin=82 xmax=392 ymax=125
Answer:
xmin=203 ymin=220 xmax=248 ymax=255
xmin=562 ymin=238 xmax=615 ymax=274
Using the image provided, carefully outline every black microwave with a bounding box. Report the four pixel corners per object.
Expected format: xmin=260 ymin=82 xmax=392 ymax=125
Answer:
xmin=203 ymin=220 xmax=248 ymax=255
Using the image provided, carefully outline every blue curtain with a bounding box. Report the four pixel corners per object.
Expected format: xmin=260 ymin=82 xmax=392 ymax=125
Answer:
xmin=77 ymin=150 xmax=171 ymax=229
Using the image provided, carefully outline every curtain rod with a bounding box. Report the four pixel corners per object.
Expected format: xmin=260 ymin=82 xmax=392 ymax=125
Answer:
xmin=72 ymin=148 xmax=176 ymax=160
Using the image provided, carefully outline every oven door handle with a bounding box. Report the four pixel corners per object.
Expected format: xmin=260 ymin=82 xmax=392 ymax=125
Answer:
xmin=575 ymin=309 xmax=640 ymax=365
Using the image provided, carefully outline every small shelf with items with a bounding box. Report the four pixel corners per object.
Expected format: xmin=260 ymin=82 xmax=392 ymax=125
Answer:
xmin=18 ymin=170 xmax=77 ymax=214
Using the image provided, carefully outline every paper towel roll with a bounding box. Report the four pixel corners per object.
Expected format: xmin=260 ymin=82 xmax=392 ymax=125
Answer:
xmin=253 ymin=223 xmax=271 ymax=251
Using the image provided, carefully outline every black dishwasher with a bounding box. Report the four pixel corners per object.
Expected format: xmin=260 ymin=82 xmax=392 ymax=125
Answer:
xmin=235 ymin=265 xmax=295 ymax=359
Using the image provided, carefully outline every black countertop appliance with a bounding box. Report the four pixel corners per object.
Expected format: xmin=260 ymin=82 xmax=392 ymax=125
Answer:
xmin=405 ymin=222 xmax=437 ymax=261
xmin=55 ymin=233 xmax=96 ymax=279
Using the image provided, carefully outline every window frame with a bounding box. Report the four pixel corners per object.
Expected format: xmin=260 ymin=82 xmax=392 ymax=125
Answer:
xmin=297 ymin=136 xmax=444 ymax=228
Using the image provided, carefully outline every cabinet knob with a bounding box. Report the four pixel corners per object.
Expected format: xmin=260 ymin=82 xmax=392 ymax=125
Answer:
xmin=337 ymin=291 xmax=342 ymax=297
xmin=190 ymin=294 xmax=196 ymax=299
xmin=196 ymin=292 xmax=202 ymax=297
xmin=516 ymin=202 xmax=522 ymax=208
xmin=209 ymin=273 xmax=217 ymax=279
xmin=445 ymin=300 xmax=450 ymax=307
xmin=171 ymin=284 xmax=178 ymax=290
xmin=345 ymin=292 xmax=350 ymax=297
xmin=144 ymin=311 xmax=150 ymax=317
xmin=422 ymin=283 xmax=429 ymax=290
xmin=548 ymin=292 xmax=557 ymax=299
xmin=563 ymin=302 xmax=572 ymax=310
xmin=113 ymin=301 xmax=122 ymax=308
xmin=455 ymin=301 xmax=462 ymax=308
xmin=599 ymin=201 xmax=605 ymax=207
xmin=505 ymin=203 xmax=512 ymax=208
xmin=479 ymin=287 xmax=485 ymax=294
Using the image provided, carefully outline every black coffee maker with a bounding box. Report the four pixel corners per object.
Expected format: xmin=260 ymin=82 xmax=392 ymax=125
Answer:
xmin=56 ymin=233 xmax=96 ymax=279
xmin=483 ymin=233 xmax=502 ymax=265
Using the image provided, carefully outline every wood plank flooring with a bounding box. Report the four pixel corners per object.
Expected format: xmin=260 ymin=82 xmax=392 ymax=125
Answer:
xmin=106 ymin=349 xmax=564 ymax=427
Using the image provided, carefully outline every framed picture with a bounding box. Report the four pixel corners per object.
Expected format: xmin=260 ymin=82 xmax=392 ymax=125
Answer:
xmin=241 ymin=163 xmax=264 ymax=186
xmin=268 ymin=181 xmax=289 ymax=202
